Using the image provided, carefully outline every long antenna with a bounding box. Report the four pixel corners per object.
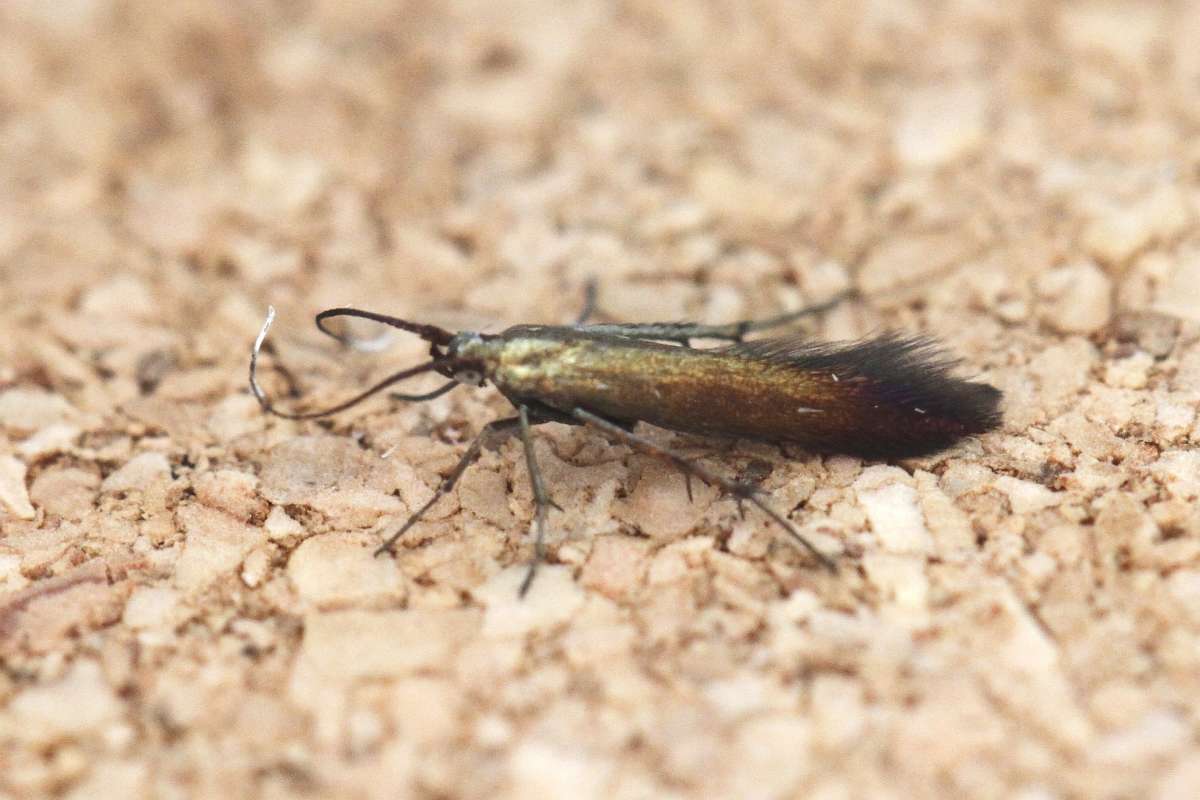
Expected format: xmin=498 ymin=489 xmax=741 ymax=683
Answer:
xmin=249 ymin=307 xmax=457 ymax=420
xmin=315 ymin=307 xmax=455 ymax=349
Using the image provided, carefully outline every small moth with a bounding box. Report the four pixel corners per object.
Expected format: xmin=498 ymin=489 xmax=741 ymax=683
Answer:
xmin=250 ymin=288 xmax=1002 ymax=595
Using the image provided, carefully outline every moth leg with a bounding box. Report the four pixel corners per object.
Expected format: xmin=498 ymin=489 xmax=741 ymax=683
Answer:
xmin=375 ymin=415 xmax=521 ymax=557
xmin=576 ymin=289 xmax=854 ymax=345
xmin=572 ymin=408 xmax=837 ymax=572
xmin=516 ymin=404 xmax=560 ymax=597
xmin=712 ymin=289 xmax=855 ymax=341
xmin=574 ymin=279 xmax=599 ymax=325
xmin=257 ymin=338 xmax=305 ymax=399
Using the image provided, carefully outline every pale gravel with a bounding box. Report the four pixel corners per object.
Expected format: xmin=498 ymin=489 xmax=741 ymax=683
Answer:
xmin=2 ymin=2 xmax=1200 ymax=799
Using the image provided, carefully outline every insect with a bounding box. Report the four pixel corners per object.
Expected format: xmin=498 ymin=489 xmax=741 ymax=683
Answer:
xmin=249 ymin=286 xmax=1002 ymax=595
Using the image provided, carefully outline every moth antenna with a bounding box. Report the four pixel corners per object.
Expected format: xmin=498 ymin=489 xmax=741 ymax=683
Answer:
xmin=250 ymin=306 xmax=457 ymax=420
xmin=315 ymin=307 xmax=455 ymax=349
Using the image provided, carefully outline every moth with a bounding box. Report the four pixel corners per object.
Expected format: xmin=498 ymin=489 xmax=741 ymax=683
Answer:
xmin=250 ymin=288 xmax=1002 ymax=594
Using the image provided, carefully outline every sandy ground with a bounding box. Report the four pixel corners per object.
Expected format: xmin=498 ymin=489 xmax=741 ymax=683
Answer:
xmin=2 ymin=2 xmax=1200 ymax=798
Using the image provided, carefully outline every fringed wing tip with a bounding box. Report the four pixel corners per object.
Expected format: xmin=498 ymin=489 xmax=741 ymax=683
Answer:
xmin=731 ymin=331 xmax=1004 ymax=434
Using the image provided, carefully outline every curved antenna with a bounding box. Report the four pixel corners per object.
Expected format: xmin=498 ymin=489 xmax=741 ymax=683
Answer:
xmin=250 ymin=307 xmax=458 ymax=420
xmin=315 ymin=307 xmax=455 ymax=349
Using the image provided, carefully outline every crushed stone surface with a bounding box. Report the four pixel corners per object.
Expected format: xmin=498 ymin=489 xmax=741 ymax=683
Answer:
xmin=2 ymin=2 xmax=1200 ymax=798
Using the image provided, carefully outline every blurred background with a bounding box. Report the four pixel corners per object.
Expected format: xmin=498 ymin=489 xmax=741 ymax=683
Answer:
xmin=6 ymin=0 xmax=1197 ymax=350
xmin=3 ymin=2 xmax=1200 ymax=798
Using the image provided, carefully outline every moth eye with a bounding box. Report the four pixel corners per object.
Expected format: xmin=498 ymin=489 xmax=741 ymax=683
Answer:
xmin=454 ymin=369 xmax=484 ymax=386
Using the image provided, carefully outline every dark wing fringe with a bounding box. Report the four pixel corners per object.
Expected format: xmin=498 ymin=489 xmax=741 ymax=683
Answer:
xmin=727 ymin=332 xmax=1003 ymax=432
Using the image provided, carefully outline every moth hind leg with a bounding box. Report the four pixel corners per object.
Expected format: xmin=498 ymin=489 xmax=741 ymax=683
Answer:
xmin=571 ymin=408 xmax=836 ymax=572
xmin=575 ymin=289 xmax=855 ymax=345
